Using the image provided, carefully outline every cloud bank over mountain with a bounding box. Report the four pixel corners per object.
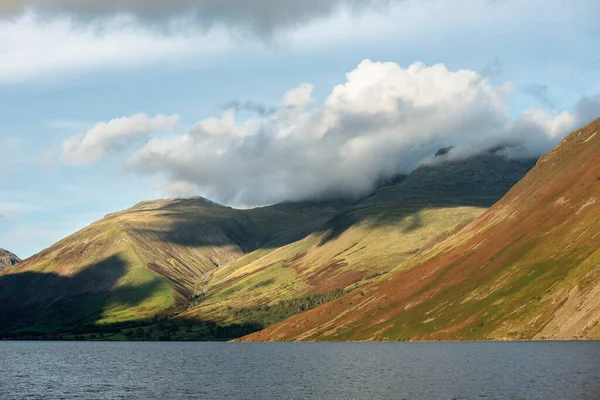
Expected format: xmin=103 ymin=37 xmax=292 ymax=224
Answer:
xmin=55 ymin=60 xmax=596 ymax=206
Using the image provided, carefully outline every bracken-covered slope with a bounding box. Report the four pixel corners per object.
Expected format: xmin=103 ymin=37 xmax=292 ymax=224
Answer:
xmin=242 ymin=118 xmax=600 ymax=341
xmin=0 ymin=198 xmax=343 ymax=336
xmin=0 ymin=249 xmax=20 ymax=271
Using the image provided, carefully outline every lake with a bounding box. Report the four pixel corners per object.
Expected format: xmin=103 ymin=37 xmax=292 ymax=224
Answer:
xmin=0 ymin=341 xmax=598 ymax=399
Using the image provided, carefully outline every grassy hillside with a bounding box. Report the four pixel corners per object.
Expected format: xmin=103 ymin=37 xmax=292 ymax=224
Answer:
xmin=181 ymin=203 xmax=486 ymax=327
xmin=0 ymin=198 xmax=344 ymax=337
xmin=242 ymin=118 xmax=600 ymax=342
xmin=180 ymin=152 xmax=535 ymax=333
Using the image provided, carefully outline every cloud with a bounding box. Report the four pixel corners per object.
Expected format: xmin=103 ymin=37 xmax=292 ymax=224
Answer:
xmin=122 ymin=59 xmax=578 ymax=207
xmin=61 ymin=113 xmax=179 ymax=165
xmin=495 ymin=108 xmax=577 ymax=158
xmin=573 ymin=94 xmax=600 ymax=125
xmin=0 ymin=0 xmax=393 ymax=35
xmin=1 ymin=0 xmax=598 ymax=85
xmin=223 ymin=101 xmax=277 ymax=117
xmin=0 ymin=11 xmax=238 ymax=84
xmin=47 ymin=57 xmax=600 ymax=206
xmin=481 ymin=58 xmax=504 ymax=79
xmin=524 ymin=83 xmax=554 ymax=107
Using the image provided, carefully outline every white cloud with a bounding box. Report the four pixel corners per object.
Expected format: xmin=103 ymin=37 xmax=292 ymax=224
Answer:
xmin=520 ymin=109 xmax=577 ymax=139
xmin=61 ymin=113 xmax=180 ymax=165
xmin=475 ymin=108 xmax=579 ymax=160
xmin=122 ymin=60 xmax=584 ymax=207
xmin=284 ymin=84 xmax=314 ymax=108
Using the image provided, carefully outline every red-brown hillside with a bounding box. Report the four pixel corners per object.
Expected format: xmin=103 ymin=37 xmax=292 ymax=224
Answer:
xmin=242 ymin=118 xmax=600 ymax=341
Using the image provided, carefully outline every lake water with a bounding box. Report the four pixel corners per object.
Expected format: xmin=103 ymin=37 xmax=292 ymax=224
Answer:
xmin=0 ymin=341 xmax=598 ymax=399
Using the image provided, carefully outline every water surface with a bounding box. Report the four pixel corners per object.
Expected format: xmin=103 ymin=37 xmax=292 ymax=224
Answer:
xmin=1 ymin=341 xmax=598 ymax=399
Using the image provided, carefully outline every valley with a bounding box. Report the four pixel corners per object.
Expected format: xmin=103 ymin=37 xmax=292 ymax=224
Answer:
xmin=0 ymin=146 xmax=538 ymax=341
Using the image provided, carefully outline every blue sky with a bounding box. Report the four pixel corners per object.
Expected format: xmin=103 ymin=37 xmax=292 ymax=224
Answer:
xmin=1 ymin=0 xmax=599 ymax=258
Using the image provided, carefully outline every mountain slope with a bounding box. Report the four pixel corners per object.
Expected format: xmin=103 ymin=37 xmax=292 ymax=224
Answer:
xmin=181 ymin=151 xmax=536 ymax=332
xmin=242 ymin=118 xmax=600 ymax=341
xmin=0 ymin=147 xmax=537 ymax=340
xmin=0 ymin=249 xmax=20 ymax=271
xmin=0 ymin=198 xmax=343 ymax=336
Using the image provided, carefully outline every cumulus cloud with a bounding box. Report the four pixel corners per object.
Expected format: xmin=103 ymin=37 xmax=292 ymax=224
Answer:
xmin=55 ymin=60 xmax=599 ymax=206
xmin=121 ymin=60 xmax=552 ymax=206
xmin=61 ymin=113 xmax=179 ymax=165
xmin=0 ymin=0 xmax=392 ymax=34
xmin=495 ymin=108 xmax=577 ymax=158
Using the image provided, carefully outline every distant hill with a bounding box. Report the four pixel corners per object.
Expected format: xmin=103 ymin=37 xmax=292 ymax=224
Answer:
xmin=0 ymin=198 xmax=346 ymax=337
xmin=242 ymin=118 xmax=600 ymax=342
xmin=0 ymin=249 xmax=20 ymax=270
xmin=0 ymin=146 xmax=537 ymax=340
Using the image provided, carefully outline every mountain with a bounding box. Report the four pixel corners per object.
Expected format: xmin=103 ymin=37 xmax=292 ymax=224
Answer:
xmin=361 ymin=146 xmax=537 ymax=207
xmin=241 ymin=118 xmax=600 ymax=341
xmin=0 ymin=147 xmax=537 ymax=340
xmin=0 ymin=198 xmax=346 ymax=337
xmin=0 ymin=249 xmax=20 ymax=270
xmin=183 ymin=151 xmax=536 ymax=334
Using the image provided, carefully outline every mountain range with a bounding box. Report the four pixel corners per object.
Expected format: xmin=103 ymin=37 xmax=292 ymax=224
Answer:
xmin=1 ymin=119 xmax=598 ymax=341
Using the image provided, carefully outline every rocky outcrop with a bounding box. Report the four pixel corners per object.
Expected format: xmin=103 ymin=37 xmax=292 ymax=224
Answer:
xmin=0 ymin=249 xmax=20 ymax=270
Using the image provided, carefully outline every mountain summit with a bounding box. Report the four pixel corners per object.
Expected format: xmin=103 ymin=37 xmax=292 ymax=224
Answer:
xmin=0 ymin=249 xmax=20 ymax=270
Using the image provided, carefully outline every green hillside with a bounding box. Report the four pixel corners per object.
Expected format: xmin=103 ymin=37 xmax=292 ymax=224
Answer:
xmin=0 ymin=198 xmax=344 ymax=338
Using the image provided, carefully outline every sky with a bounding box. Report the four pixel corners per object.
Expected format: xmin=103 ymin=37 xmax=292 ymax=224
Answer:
xmin=1 ymin=0 xmax=599 ymax=258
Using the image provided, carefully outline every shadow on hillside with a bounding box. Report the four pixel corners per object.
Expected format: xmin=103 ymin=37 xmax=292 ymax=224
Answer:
xmin=128 ymin=155 xmax=537 ymax=253
xmin=0 ymin=255 xmax=163 ymax=336
xmin=134 ymin=206 xmax=343 ymax=252
xmin=314 ymin=154 xmax=538 ymax=245
xmin=315 ymin=197 xmax=492 ymax=246
xmin=133 ymin=196 xmax=504 ymax=255
xmin=134 ymin=212 xmax=300 ymax=253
